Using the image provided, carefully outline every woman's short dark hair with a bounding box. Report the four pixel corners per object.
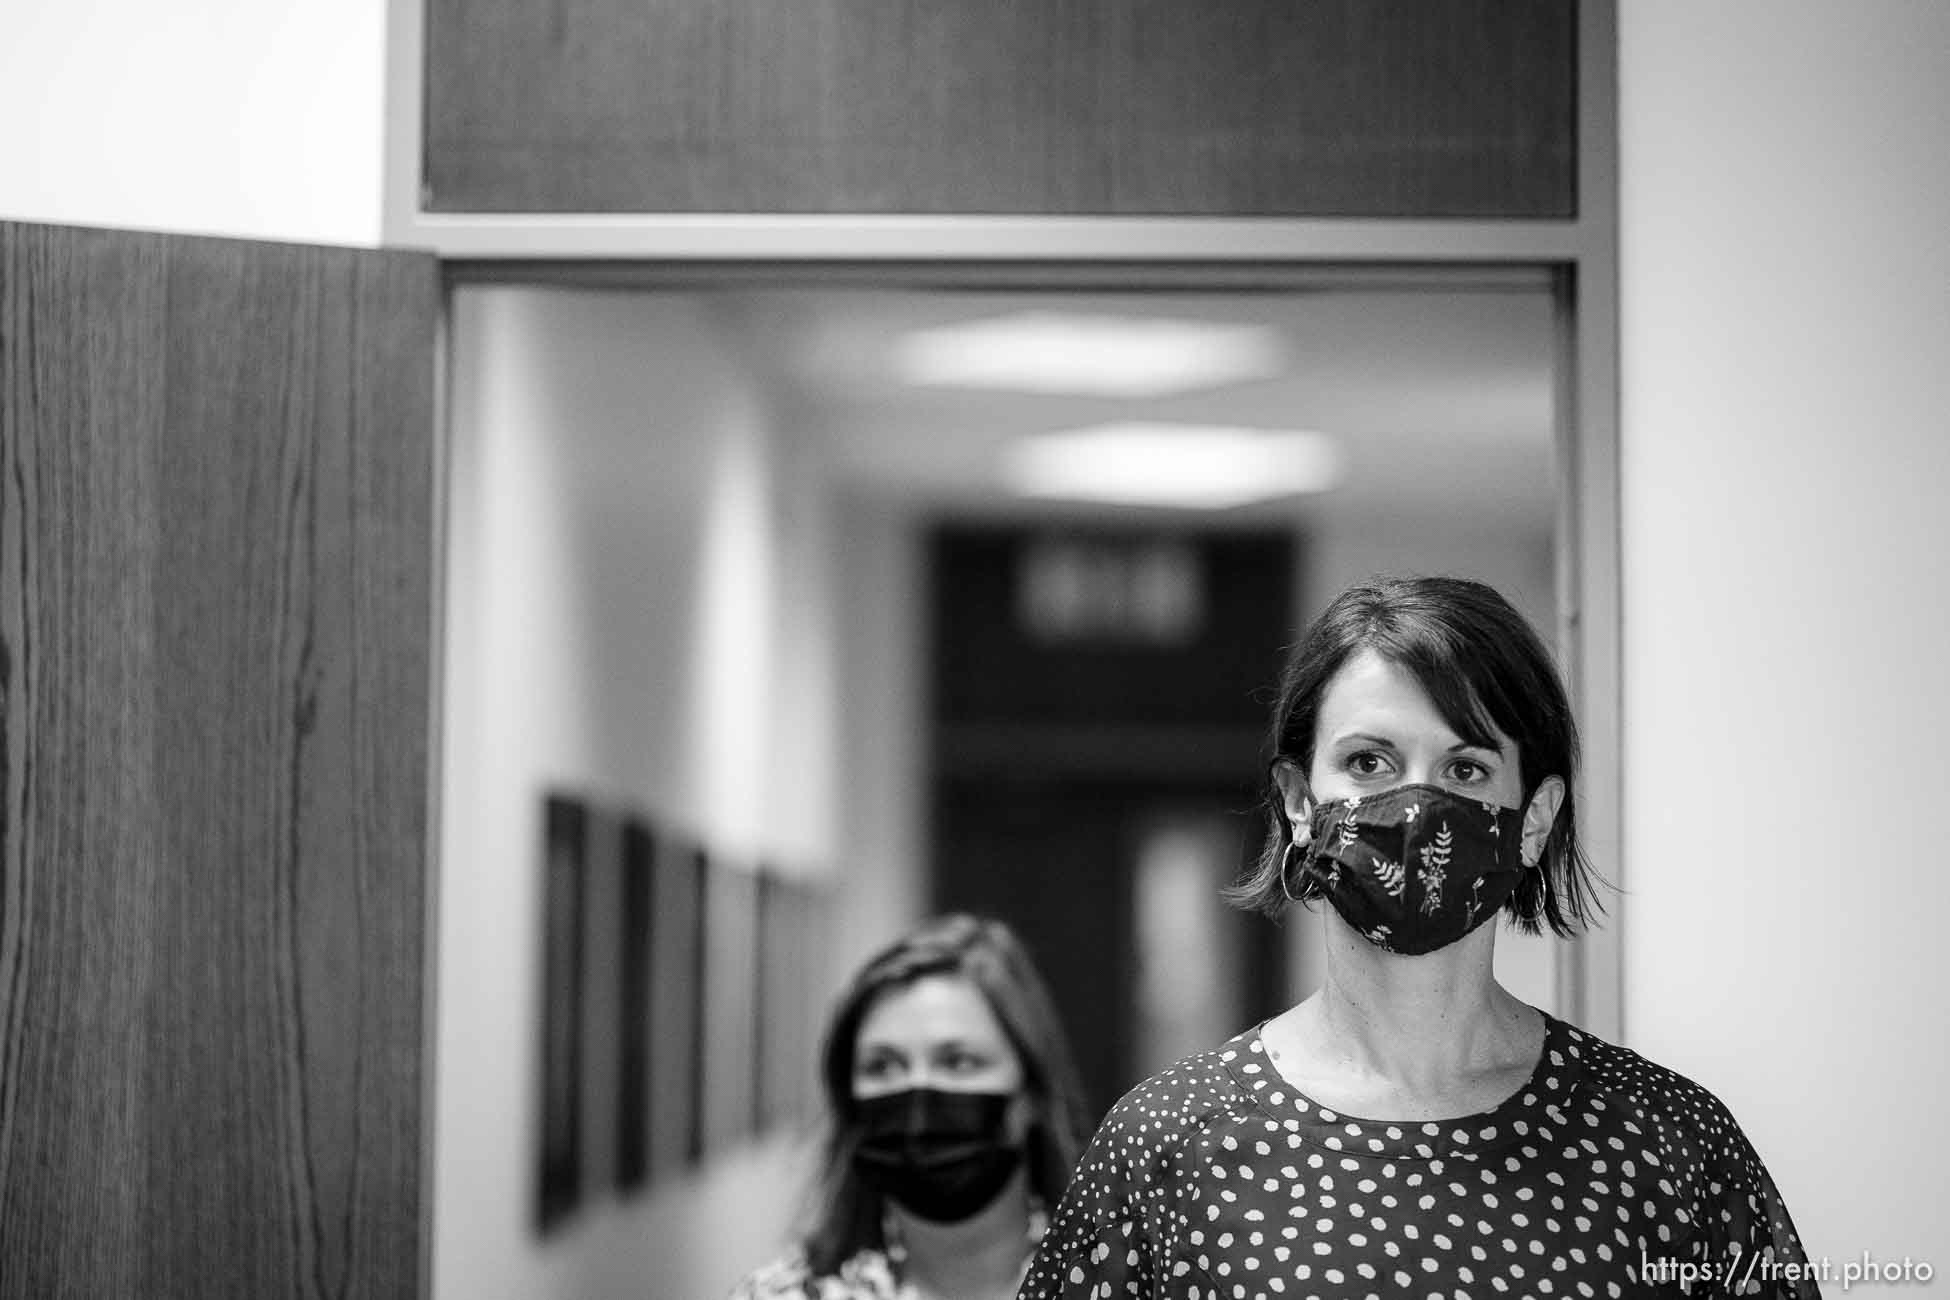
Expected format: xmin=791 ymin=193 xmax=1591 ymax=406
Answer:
xmin=801 ymin=913 xmax=1094 ymax=1276
xmin=1227 ymin=574 xmax=1606 ymax=936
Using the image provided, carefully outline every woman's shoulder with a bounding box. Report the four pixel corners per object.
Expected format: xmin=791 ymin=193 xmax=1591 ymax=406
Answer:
xmin=725 ymin=1246 xmax=900 ymax=1300
xmin=1569 ymin=1021 xmax=1741 ymax=1115
xmin=726 ymin=1251 xmax=822 ymax=1300
xmin=1558 ymin=1018 xmax=1817 ymax=1277
xmin=1034 ymin=1029 xmax=1268 ymax=1269
xmin=1088 ymin=1027 xmax=1266 ymax=1154
xmin=1560 ymin=1019 xmax=1766 ymax=1167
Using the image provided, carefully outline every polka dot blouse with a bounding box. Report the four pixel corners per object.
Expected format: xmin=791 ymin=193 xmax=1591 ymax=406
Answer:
xmin=1019 ymin=1014 xmax=1817 ymax=1299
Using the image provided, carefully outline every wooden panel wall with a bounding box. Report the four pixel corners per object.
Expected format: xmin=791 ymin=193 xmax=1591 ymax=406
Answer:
xmin=0 ymin=223 xmax=437 ymax=1298
xmin=424 ymin=0 xmax=1577 ymax=217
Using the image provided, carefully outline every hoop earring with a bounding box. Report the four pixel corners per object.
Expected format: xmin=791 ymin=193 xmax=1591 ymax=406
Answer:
xmin=1279 ymin=840 xmax=1305 ymax=903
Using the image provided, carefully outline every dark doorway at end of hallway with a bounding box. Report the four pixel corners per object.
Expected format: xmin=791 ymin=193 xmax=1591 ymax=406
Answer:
xmin=929 ymin=524 xmax=1294 ymax=1120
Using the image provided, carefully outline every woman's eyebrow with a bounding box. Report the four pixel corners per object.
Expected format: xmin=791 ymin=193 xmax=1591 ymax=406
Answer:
xmin=1329 ymin=731 xmax=1400 ymax=749
xmin=927 ymin=1036 xmax=988 ymax=1054
xmin=1446 ymin=737 xmax=1506 ymax=755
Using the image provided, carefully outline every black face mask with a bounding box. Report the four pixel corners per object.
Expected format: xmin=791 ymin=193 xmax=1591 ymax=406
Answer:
xmin=1301 ymin=782 xmax=1528 ymax=956
xmin=852 ymin=1088 xmax=1021 ymax=1223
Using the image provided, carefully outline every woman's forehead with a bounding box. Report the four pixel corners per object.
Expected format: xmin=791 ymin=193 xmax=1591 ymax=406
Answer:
xmin=856 ymin=973 xmax=1007 ymax=1047
xmin=1316 ymin=649 xmax=1505 ymax=749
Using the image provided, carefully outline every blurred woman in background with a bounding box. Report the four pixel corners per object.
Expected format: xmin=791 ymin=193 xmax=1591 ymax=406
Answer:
xmin=1022 ymin=575 xmax=1817 ymax=1298
xmin=730 ymin=913 xmax=1092 ymax=1300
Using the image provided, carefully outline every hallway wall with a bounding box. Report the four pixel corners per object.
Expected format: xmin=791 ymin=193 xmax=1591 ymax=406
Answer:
xmin=829 ymin=496 xmax=933 ymax=978
xmin=439 ymin=287 xmax=838 ymax=1300
xmin=1620 ymin=0 xmax=1950 ymax=1274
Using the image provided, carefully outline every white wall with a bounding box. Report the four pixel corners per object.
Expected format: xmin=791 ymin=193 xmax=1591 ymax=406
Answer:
xmin=0 ymin=0 xmax=386 ymax=244
xmin=440 ymin=287 xmax=837 ymax=1300
xmin=1620 ymin=0 xmax=1950 ymax=1278
xmin=829 ymin=495 xmax=932 ymax=978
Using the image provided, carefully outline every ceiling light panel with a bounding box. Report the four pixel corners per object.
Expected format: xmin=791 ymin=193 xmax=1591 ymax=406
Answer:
xmin=895 ymin=311 xmax=1287 ymax=398
xmin=1004 ymin=422 xmax=1342 ymax=510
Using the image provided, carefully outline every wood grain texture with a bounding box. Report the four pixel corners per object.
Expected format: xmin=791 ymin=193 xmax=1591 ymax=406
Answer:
xmin=424 ymin=0 xmax=1576 ymax=217
xmin=0 ymin=222 xmax=437 ymax=1298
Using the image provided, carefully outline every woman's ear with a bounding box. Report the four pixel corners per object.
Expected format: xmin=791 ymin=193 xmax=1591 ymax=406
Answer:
xmin=1271 ymin=759 xmax=1315 ymax=846
xmin=1521 ymin=776 xmax=1566 ymax=867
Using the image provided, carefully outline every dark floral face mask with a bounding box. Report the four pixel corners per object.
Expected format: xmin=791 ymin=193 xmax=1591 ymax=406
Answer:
xmin=1299 ymin=783 xmax=1527 ymax=955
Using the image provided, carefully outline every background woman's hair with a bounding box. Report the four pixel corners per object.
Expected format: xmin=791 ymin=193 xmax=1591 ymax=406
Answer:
xmin=1227 ymin=574 xmax=1608 ymax=935
xmin=800 ymin=912 xmax=1094 ymax=1276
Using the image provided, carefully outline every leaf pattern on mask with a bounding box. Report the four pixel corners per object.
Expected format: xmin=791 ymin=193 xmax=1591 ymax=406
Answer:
xmin=1418 ymin=822 xmax=1453 ymax=915
xmin=1336 ymin=802 xmax=1362 ymax=849
xmin=1372 ymin=854 xmax=1407 ymax=898
xmin=1469 ymin=874 xmax=1486 ymax=918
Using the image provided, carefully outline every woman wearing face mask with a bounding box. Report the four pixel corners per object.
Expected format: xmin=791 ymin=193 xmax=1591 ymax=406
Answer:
xmin=730 ymin=913 xmax=1092 ymax=1300
xmin=1022 ymin=576 xmax=1819 ymax=1299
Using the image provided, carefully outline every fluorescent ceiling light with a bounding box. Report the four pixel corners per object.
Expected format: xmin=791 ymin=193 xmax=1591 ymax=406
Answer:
xmin=895 ymin=311 xmax=1286 ymax=398
xmin=1005 ymin=423 xmax=1342 ymax=509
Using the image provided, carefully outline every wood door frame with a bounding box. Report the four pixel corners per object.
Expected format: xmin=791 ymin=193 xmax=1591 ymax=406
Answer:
xmin=399 ymin=3 xmax=1622 ymax=1040
xmin=0 ymin=221 xmax=441 ymax=1299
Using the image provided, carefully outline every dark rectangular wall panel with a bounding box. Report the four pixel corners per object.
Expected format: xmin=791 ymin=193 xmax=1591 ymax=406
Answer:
xmin=931 ymin=527 xmax=1294 ymax=731
xmin=0 ymin=223 xmax=437 ymax=1299
xmin=425 ymin=0 xmax=1577 ymax=217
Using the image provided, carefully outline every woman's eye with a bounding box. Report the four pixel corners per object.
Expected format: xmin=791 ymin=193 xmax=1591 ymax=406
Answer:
xmin=1448 ymin=759 xmax=1489 ymax=783
xmin=1346 ymin=751 xmax=1390 ymax=777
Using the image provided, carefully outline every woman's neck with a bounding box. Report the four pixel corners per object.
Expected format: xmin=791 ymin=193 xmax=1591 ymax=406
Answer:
xmin=1298 ymin=906 xmax=1535 ymax=1091
xmin=889 ymin=1169 xmax=1035 ymax=1300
